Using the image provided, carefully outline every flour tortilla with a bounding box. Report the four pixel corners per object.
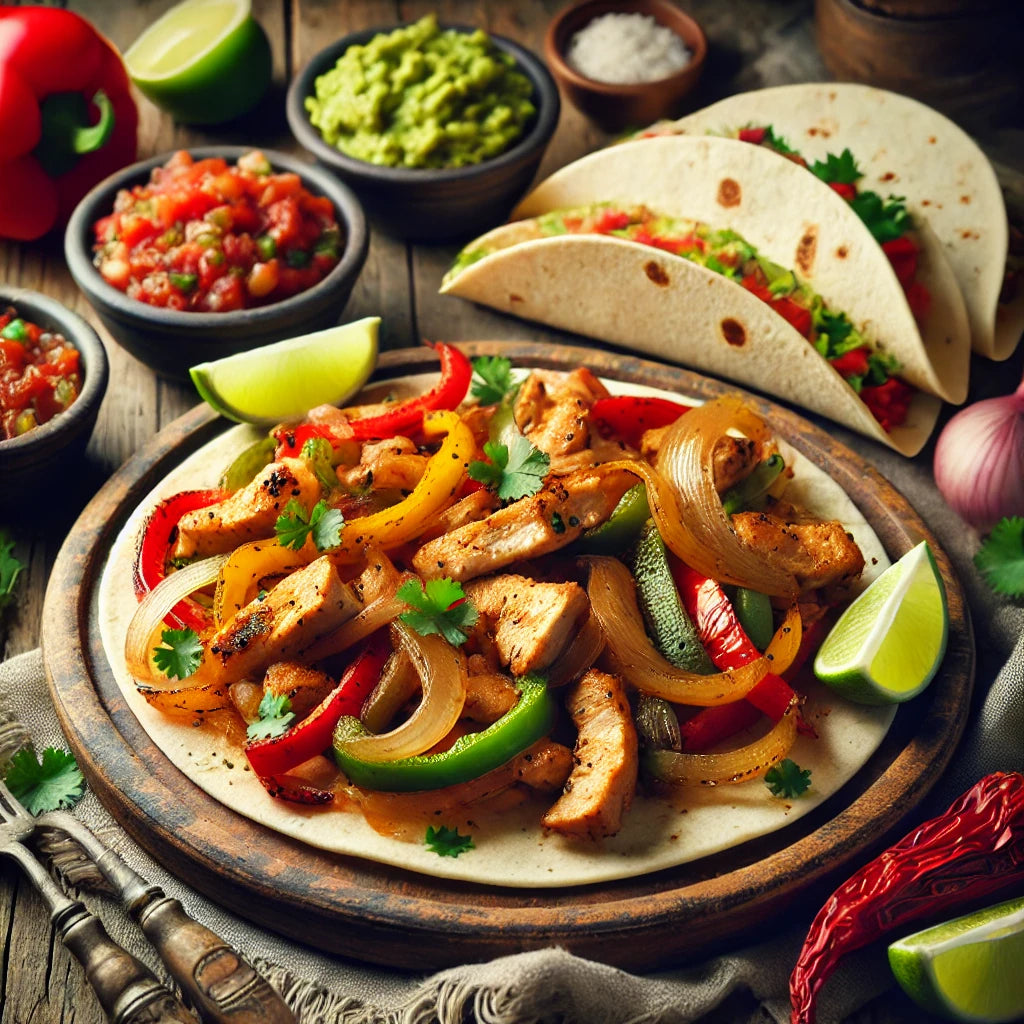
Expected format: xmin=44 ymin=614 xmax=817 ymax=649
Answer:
xmin=98 ymin=374 xmax=894 ymax=888
xmin=657 ymin=83 xmax=1017 ymax=361
xmin=510 ymin=134 xmax=970 ymax=405
xmin=442 ymin=231 xmax=941 ymax=456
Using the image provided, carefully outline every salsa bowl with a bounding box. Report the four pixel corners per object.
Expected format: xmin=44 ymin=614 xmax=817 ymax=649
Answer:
xmin=0 ymin=287 xmax=108 ymax=506
xmin=64 ymin=146 xmax=368 ymax=379
xmin=286 ymin=24 xmax=560 ymax=242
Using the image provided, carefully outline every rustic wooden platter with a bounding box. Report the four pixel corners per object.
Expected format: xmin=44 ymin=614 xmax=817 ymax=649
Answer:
xmin=40 ymin=342 xmax=974 ymax=972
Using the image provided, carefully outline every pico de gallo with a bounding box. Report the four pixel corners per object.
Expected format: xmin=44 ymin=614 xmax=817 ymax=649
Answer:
xmin=91 ymin=150 xmax=343 ymax=313
xmin=0 ymin=307 xmax=81 ymax=440
xmin=449 ymin=203 xmax=915 ymax=432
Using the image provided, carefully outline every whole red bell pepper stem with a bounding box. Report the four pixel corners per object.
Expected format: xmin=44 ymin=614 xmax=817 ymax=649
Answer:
xmin=133 ymin=489 xmax=230 ymax=631
xmin=0 ymin=7 xmax=138 ymax=240
xmin=591 ymin=395 xmax=690 ymax=448
xmin=791 ymin=771 xmax=1024 ymax=1024
xmin=245 ymin=632 xmax=391 ymax=778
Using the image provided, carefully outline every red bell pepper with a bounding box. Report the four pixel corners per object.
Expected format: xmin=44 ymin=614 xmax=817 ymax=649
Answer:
xmin=0 ymin=7 xmax=138 ymax=240
xmin=740 ymin=275 xmax=814 ymax=339
xmin=669 ymin=557 xmax=799 ymax=750
xmin=133 ymin=489 xmax=229 ymax=631
xmin=591 ymin=395 xmax=690 ymax=448
xmin=860 ymin=377 xmax=914 ymax=433
xmin=273 ymin=341 xmax=472 ymax=457
xmin=829 ymin=346 xmax=871 ymax=381
xmin=245 ymin=632 xmax=391 ymax=789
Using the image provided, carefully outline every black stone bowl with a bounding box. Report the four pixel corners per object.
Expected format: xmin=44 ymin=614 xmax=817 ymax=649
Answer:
xmin=0 ymin=288 xmax=109 ymax=505
xmin=286 ymin=25 xmax=560 ymax=242
xmin=64 ymin=146 xmax=369 ymax=379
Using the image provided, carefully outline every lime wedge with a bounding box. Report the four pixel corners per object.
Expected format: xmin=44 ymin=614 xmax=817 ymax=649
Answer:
xmin=189 ymin=317 xmax=379 ymax=424
xmin=888 ymin=896 xmax=1024 ymax=1023
xmin=124 ymin=0 xmax=272 ymax=125
xmin=813 ymin=540 xmax=947 ymax=705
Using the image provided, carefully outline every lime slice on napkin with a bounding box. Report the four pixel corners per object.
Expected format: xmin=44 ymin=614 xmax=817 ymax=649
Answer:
xmin=888 ymin=895 xmax=1024 ymax=1023
xmin=124 ymin=0 xmax=272 ymax=124
xmin=190 ymin=317 xmax=379 ymax=424
xmin=813 ymin=540 xmax=947 ymax=704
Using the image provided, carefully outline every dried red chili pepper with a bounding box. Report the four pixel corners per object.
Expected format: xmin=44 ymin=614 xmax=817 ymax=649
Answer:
xmin=790 ymin=771 xmax=1024 ymax=1024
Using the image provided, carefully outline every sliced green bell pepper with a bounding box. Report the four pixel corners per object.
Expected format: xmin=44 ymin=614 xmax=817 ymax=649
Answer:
xmin=575 ymin=482 xmax=650 ymax=555
xmin=332 ymin=674 xmax=556 ymax=792
xmin=721 ymin=454 xmax=785 ymax=515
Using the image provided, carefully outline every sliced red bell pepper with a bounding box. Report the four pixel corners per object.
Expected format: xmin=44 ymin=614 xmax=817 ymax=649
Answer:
xmin=737 ymin=127 xmax=767 ymax=144
xmin=245 ymin=632 xmax=391 ymax=779
xmin=255 ymin=774 xmax=334 ymax=805
xmin=133 ymin=488 xmax=229 ymax=631
xmin=273 ymin=421 xmax=348 ymax=460
xmin=591 ymin=395 xmax=690 ymax=448
xmin=0 ymin=7 xmax=138 ymax=240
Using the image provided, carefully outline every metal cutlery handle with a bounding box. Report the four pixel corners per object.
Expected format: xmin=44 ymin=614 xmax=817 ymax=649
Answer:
xmin=135 ymin=894 xmax=297 ymax=1024
xmin=56 ymin=901 xmax=198 ymax=1024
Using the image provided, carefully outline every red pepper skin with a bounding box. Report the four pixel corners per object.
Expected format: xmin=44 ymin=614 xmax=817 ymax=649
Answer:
xmin=245 ymin=633 xmax=391 ymax=779
xmin=670 ymin=557 xmax=798 ymax=722
xmin=0 ymin=6 xmax=138 ymax=240
xmin=860 ymin=377 xmax=914 ymax=433
xmin=791 ymin=772 xmax=1024 ymax=1024
xmin=273 ymin=422 xmax=349 ymax=460
xmin=739 ymin=275 xmax=814 ymax=339
xmin=679 ymin=700 xmax=761 ymax=752
xmin=591 ymin=395 xmax=690 ymax=448
xmin=255 ymin=773 xmax=334 ymax=805
xmin=828 ymin=347 xmax=871 ymax=381
xmin=133 ymin=489 xmax=229 ymax=631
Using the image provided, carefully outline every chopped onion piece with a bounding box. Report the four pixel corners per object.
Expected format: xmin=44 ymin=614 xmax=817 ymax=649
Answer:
xmin=124 ymin=554 xmax=228 ymax=688
xmin=334 ymin=623 xmax=468 ymax=763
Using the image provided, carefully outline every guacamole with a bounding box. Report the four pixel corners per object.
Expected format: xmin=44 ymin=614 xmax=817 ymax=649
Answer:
xmin=306 ymin=15 xmax=536 ymax=170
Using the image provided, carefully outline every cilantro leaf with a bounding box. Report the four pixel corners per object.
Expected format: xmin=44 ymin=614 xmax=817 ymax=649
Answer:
xmin=152 ymin=627 xmax=203 ymax=680
xmin=425 ymin=824 xmax=475 ymax=857
xmin=471 ymin=355 xmax=522 ymax=405
xmin=764 ymin=758 xmax=812 ymax=799
xmin=760 ymin=125 xmax=800 ymax=157
xmin=247 ymin=692 xmax=295 ymax=741
xmin=975 ymin=517 xmax=1024 ymax=598
xmin=4 ymin=747 xmax=85 ymax=814
xmin=398 ymin=578 xmax=479 ymax=647
xmin=302 ymin=437 xmax=340 ymax=492
xmin=468 ymin=434 xmax=550 ymax=502
xmin=275 ymin=499 xmax=343 ymax=551
xmin=810 ymin=148 xmax=862 ymax=186
xmin=848 ymin=191 xmax=914 ymax=244
xmin=0 ymin=528 xmax=25 ymax=614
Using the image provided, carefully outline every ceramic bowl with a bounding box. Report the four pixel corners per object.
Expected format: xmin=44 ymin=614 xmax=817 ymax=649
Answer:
xmin=0 ymin=288 xmax=109 ymax=503
xmin=286 ymin=24 xmax=560 ymax=242
xmin=545 ymin=0 xmax=707 ymax=133
xmin=65 ymin=146 xmax=368 ymax=379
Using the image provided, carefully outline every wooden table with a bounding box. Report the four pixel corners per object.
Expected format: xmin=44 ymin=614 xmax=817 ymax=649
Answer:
xmin=0 ymin=1 xmax=1020 ymax=1021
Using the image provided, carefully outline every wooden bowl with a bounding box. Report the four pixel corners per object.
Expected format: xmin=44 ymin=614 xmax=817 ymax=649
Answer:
xmin=545 ymin=0 xmax=707 ymax=133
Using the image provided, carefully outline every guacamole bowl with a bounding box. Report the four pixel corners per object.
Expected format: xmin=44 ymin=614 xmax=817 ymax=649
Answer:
xmin=287 ymin=23 xmax=560 ymax=242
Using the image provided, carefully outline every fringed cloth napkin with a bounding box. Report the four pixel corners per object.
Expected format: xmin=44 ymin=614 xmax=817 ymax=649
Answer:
xmin=1 ymin=423 xmax=1022 ymax=1024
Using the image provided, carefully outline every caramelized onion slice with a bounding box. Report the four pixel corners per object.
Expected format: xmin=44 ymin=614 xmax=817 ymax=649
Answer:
xmin=124 ymin=554 xmax=229 ymax=688
xmin=334 ymin=623 xmax=468 ymax=763
xmin=545 ymin=612 xmax=605 ymax=688
xmin=644 ymin=701 xmax=799 ymax=786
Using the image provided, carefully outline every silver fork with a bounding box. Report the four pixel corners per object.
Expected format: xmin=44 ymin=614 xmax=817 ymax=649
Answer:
xmin=0 ymin=777 xmax=297 ymax=1024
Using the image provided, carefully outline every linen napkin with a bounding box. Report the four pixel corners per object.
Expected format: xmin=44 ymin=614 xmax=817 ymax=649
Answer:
xmin=2 ymin=353 xmax=1022 ymax=1024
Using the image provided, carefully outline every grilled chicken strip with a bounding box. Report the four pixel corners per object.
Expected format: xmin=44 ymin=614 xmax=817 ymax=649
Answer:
xmin=339 ymin=436 xmax=428 ymax=493
xmin=263 ymin=661 xmax=335 ymax=719
xmin=731 ymin=508 xmax=865 ymax=595
xmin=412 ymin=466 xmax=637 ymax=582
xmin=198 ymin=555 xmax=361 ymax=687
xmin=542 ymin=668 xmax=638 ymax=841
xmin=173 ymin=457 xmax=320 ymax=560
xmin=465 ymin=574 xmax=589 ymax=676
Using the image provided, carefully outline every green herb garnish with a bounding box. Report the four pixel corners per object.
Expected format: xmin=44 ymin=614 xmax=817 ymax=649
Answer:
xmin=3 ymin=747 xmax=85 ymax=814
xmin=764 ymin=758 xmax=812 ymax=799
xmin=975 ymin=517 xmax=1024 ymax=598
xmin=247 ymin=692 xmax=295 ymax=741
xmin=470 ymin=355 xmax=522 ymax=405
xmin=398 ymin=578 xmax=479 ymax=647
xmin=275 ymin=498 xmax=344 ymax=551
xmin=0 ymin=528 xmax=25 ymax=615
xmin=468 ymin=434 xmax=550 ymax=502
xmin=152 ymin=627 xmax=203 ymax=680
xmin=425 ymin=824 xmax=475 ymax=857
xmin=809 ymin=148 xmax=862 ymax=186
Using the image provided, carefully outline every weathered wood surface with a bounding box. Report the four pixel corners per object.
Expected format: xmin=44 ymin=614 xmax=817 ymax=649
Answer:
xmin=0 ymin=0 xmax=1018 ymax=1021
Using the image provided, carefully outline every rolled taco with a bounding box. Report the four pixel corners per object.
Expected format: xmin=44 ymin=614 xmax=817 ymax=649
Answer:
xmin=442 ymin=205 xmax=942 ymax=456
xmin=643 ymin=83 xmax=1019 ymax=361
xmin=510 ymin=134 xmax=970 ymax=406
xmin=98 ymin=362 xmax=895 ymax=888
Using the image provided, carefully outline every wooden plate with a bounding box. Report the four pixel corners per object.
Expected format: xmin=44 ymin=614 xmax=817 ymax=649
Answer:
xmin=40 ymin=343 xmax=974 ymax=972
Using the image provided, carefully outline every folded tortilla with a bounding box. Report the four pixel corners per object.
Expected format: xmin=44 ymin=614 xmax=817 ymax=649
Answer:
xmin=510 ymin=134 xmax=970 ymax=405
xmin=442 ymin=227 xmax=941 ymax=457
xmin=653 ymin=83 xmax=1018 ymax=361
xmin=97 ymin=374 xmax=894 ymax=889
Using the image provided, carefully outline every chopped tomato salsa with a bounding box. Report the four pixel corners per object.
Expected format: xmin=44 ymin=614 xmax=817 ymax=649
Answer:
xmin=91 ymin=150 xmax=343 ymax=312
xmin=0 ymin=307 xmax=81 ymax=440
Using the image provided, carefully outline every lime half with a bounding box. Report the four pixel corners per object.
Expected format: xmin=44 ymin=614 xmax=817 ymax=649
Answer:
xmin=889 ymin=896 xmax=1024 ymax=1023
xmin=125 ymin=0 xmax=272 ymax=124
xmin=190 ymin=317 xmax=379 ymax=424
xmin=813 ymin=540 xmax=948 ymax=705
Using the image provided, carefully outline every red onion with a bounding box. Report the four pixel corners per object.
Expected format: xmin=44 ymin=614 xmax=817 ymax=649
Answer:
xmin=933 ymin=372 xmax=1024 ymax=530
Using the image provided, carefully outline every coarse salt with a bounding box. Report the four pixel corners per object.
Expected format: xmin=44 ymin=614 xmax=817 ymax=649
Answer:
xmin=566 ymin=12 xmax=691 ymax=84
